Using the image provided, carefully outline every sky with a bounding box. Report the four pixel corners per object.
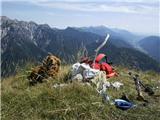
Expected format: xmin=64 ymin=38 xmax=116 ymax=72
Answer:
xmin=1 ymin=0 xmax=160 ymax=35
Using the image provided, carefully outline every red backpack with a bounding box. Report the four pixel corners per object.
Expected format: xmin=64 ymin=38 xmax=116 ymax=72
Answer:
xmin=92 ymin=54 xmax=117 ymax=78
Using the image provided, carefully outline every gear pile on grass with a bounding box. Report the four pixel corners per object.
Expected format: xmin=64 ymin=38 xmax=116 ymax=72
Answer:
xmin=27 ymin=54 xmax=61 ymax=85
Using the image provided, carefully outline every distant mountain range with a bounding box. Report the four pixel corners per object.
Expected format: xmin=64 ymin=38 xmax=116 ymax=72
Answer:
xmin=76 ymin=26 xmax=160 ymax=63
xmin=138 ymin=36 xmax=160 ymax=62
xmin=1 ymin=16 xmax=160 ymax=77
xmin=76 ymin=26 xmax=144 ymax=47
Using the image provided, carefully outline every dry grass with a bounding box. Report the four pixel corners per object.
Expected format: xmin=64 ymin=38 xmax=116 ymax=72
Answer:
xmin=1 ymin=64 xmax=160 ymax=120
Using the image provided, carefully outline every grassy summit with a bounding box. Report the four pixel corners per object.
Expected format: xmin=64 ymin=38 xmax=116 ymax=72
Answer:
xmin=1 ymin=65 xmax=160 ymax=120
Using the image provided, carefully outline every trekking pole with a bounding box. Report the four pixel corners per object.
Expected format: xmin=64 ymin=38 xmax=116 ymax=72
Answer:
xmin=93 ymin=34 xmax=110 ymax=68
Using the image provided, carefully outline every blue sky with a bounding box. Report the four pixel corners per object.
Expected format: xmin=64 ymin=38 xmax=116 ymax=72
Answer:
xmin=1 ymin=0 xmax=160 ymax=35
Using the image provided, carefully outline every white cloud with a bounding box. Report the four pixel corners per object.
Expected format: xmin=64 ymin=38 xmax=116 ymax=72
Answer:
xmin=2 ymin=0 xmax=159 ymax=15
xmin=32 ymin=1 xmax=159 ymax=15
xmin=2 ymin=0 xmax=159 ymax=3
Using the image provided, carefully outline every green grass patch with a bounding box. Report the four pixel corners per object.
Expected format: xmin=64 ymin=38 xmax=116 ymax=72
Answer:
xmin=1 ymin=65 xmax=160 ymax=120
